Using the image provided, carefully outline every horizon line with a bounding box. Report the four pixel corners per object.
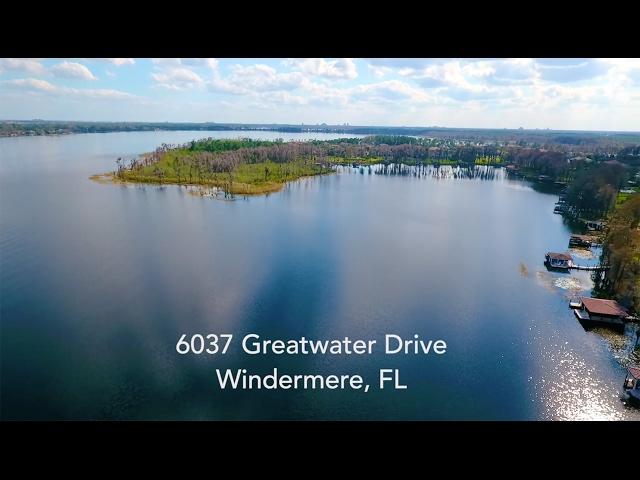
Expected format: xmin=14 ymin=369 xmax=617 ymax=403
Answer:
xmin=2 ymin=119 xmax=639 ymax=135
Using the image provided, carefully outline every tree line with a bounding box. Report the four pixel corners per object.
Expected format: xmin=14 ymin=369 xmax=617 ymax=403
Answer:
xmin=120 ymin=137 xmax=639 ymax=188
xmin=594 ymin=193 xmax=640 ymax=313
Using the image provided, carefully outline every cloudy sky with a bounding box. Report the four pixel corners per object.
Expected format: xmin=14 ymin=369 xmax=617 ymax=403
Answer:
xmin=1 ymin=58 xmax=639 ymax=131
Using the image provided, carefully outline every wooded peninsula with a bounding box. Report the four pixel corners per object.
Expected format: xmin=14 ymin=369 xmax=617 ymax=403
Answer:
xmin=95 ymin=134 xmax=640 ymax=195
xmin=97 ymin=136 xmax=508 ymax=195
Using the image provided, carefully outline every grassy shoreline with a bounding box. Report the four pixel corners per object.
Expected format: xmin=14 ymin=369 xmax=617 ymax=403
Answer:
xmin=90 ymin=167 xmax=332 ymax=195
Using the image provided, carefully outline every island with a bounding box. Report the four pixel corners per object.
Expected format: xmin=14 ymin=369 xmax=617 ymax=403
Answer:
xmin=92 ymin=135 xmax=507 ymax=195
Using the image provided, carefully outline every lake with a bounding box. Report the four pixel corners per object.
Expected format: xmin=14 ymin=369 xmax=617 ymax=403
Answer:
xmin=1 ymin=131 xmax=638 ymax=420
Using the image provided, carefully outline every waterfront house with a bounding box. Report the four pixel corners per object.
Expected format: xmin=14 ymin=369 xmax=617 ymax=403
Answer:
xmin=574 ymin=297 xmax=628 ymax=331
xmin=545 ymin=252 xmax=572 ymax=269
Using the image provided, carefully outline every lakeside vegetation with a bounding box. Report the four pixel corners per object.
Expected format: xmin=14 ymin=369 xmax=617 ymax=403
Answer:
xmin=563 ymin=163 xmax=629 ymax=219
xmin=104 ymin=136 xmax=520 ymax=195
xmin=101 ymin=134 xmax=640 ymax=197
xmin=594 ymin=193 xmax=640 ymax=313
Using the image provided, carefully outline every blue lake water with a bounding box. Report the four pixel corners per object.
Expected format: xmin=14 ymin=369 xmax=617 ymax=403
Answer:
xmin=1 ymin=131 xmax=638 ymax=420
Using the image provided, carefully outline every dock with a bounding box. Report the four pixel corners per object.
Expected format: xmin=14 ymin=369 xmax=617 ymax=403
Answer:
xmin=572 ymin=297 xmax=628 ymax=332
xmin=568 ymin=264 xmax=609 ymax=271
xmin=544 ymin=252 xmax=609 ymax=272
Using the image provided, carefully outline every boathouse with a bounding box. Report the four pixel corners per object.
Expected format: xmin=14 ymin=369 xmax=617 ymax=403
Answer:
xmin=581 ymin=298 xmax=628 ymax=320
xmin=545 ymin=252 xmax=572 ymax=269
xmin=574 ymin=297 xmax=629 ymax=331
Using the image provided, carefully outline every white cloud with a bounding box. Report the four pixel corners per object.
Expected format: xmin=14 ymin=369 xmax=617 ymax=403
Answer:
xmin=536 ymin=59 xmax=608 ymax=83
xmin=486 ymin=58 xmax=537 ymax=84
xmin=601 ymin=58 xmax=640 ymax=73
xmin=78 ymin=89 xmax=135 ymax=100
xmin=2 ymin=77 xmax=136 ymax=100
xmin=300 ymin=81 xmax=349 ymax=106
xmin=3 ymin=78 xmax=57 ymax=92
xmin=535 ymin=58 xmax=588 ymax=67
xmin=286 ymin=58 xmax=358 ymax=79
xmin=229 ymin=64 xmax=305 ymax=91
xmin=410 ymin=61 xmax=476 ymax=89
xmin=366 ymin=58 xmax=440 ymax=70
xmin=209 ymin=76 xmax=247 ymax=95
xmin=628 ymin=69 xmax=640 ymax=86
xmin=51 ymin=62 xmax=97 ymax=80
xmin=351 ymin=80 xmax=432 ymax=104
xmin=0 ymin=58 xmax=45 ymax=75
xmin=151 ymin=58 xmax=182 ymax=66
xmin=206 ymin=60 xmax=433 ymax=109
xmin=208 ymin=63 xmax=307 ymax=97
xmin=368 ymin=64 xmax=393 ymax=78
xmin=406 ymin=59 xmax=538 ymax=89
xmin=254 ymin=90 xmax=308 ymax=108
xmin=150 ymin=60 xmax=219 ymax=90
xmin=151 ymin=67 xmax=205 ymax=90
xmin=442 ymin=85 xmax=508 ymax=103
xmin=180 ymin=58 xmax=218 ymax=70
xmin=152 ymin=58 xmax=217 ymax=70
xmin=3 ymin=58 xmax=640 ymax=130
xmin=104 ymin=58 xmax=135 ymax=66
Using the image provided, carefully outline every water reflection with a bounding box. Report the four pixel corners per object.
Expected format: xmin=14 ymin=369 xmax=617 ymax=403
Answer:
xmin=340 ymin=163 xmax=507 ymax=181
xmin=539 ymin=349 xmax=623 ymax=420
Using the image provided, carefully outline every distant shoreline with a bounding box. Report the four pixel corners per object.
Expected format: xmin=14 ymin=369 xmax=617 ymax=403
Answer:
xmin=4 ymin=121 xmax=640 ymax=145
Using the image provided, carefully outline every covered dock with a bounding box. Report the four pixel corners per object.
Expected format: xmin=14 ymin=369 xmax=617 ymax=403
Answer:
xmin=545 ymin=252 xmax=573 ymax=270
xmin=573 ymin=297 xmax=629 ymax=331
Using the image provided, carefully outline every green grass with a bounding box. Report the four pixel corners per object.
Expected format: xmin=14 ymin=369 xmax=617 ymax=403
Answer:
xmin=327 ymin=156 xmax=383 ymax=165
xmin=475 ymin=155 xmax=503 ymax=165
xmin=429 ymin=158 xmax=459 ymax=165
xmin=615 ymin=188 xmax=639 ymax=208
xmin=404 ymin=158 xmax=461 ymax=165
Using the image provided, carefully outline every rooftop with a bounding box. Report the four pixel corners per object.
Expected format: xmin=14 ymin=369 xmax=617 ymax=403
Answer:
xmin=629 ymin=367 xmax=640 ymax=380
xmin=547 ymin=252 xmax=573 ymax=261
xmin=581 ymin=297 xmax=628 ymax=317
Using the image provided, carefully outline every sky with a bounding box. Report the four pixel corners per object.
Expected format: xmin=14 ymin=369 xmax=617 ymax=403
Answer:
xmin=1 ymin=58 xmax=639 ymax=131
